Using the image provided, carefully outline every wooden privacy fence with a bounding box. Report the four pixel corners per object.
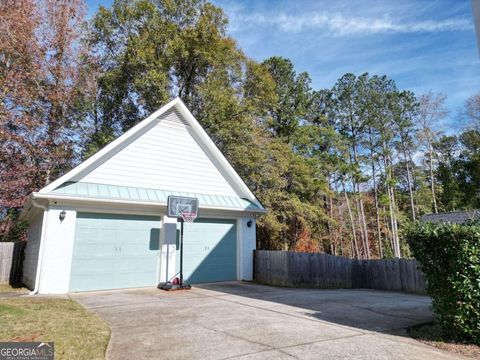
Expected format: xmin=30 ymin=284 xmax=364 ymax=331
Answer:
xmin=254 ymin=250 xmax=427 ymax=295
xmin=0 ymin=242 xmax=25 ymax=285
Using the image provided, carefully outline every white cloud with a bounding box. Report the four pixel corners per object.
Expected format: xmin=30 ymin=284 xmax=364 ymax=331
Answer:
xmin=231 ymin=12 xmax=472 ymax=36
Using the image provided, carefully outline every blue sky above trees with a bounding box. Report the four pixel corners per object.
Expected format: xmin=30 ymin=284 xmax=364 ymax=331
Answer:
xmin=87 ymin=0 xmax=478 ymax=129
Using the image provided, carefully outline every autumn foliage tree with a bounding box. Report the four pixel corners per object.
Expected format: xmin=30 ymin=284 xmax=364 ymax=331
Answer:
xmin=0 ymin=0 xmax=95 ymax=240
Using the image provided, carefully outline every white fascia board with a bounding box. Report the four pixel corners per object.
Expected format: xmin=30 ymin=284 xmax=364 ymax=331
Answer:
xmin=39 ymin=99 xmax=180 ymax=194
xmin=31 ymin=192 xmax=267 ymax=215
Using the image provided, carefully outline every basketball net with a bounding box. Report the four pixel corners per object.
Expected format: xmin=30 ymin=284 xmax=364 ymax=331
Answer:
xmin=181 ymin=212 xmax=197 ymax=223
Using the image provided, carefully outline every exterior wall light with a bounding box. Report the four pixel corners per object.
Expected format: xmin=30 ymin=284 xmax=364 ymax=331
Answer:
xmin=247 ymin=220 xmax=253 ymax=228
xmin=59 ymin=210 xmax=66 ymax=222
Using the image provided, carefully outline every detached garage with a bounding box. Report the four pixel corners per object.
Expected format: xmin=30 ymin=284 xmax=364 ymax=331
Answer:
xmin=21 ymin=98 xmax=265 ymax=294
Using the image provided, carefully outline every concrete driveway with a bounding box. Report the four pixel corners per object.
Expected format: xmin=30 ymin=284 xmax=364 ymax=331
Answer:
xmin=71 ymin=282 xmax=464 ymax=360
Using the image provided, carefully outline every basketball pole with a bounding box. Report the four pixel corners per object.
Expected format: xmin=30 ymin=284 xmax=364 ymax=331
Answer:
xmin=180 ymin=218 xmax=184 ymax=285
xmin=159 ymin=195 xmax=196 ymax=291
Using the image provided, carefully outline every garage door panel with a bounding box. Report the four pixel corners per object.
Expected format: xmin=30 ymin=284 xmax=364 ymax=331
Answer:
xmin=72 ymin=241 xmax=115 ymax=254
xmin=71 ymin=258 xmax=117 ymax=272
xmin=120 ymin=256 xmax=157 ymax=272
xmin=177 ymin=218 xmax=237 ymax=283
xmin=69 ymin=213 xmax=161 ymax=292
xmin=70 ymin=274 xmax=114 ymax=292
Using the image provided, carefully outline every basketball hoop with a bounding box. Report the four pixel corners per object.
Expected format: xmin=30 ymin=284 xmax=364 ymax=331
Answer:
xmin=159 ymin=195 xmax=199 ymax=291
xmin=180 ymin=212 xmax=197 ymax=223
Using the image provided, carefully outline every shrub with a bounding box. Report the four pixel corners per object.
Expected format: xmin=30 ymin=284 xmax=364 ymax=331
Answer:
xmin=406 ymin=222 xmax=480 ymax=344
xmin=0 ymin=209 xmax=28 ymax=242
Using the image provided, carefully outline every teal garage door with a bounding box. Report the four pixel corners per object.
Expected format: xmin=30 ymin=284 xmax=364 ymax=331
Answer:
xmin=176 ymin=218 xmax=237 ymax=283
xmin=69 ymin=213 xmax=161 ymax=292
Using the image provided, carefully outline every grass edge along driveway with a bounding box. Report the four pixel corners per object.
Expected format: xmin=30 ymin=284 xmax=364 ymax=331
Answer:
xmin=0 ymin=287 xmax=110 ymax=360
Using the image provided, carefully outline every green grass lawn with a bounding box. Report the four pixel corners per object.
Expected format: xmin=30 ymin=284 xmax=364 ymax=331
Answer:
xmin=0 ymin=285 xmax=110 ymax=360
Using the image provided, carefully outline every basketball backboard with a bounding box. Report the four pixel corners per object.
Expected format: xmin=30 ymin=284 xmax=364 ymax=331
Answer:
xmin=167 ymin=196 xmax=199 ymax=220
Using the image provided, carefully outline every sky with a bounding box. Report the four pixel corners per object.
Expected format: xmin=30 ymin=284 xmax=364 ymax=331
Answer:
xmin=87 ymin=0 xmax=479 ymax=130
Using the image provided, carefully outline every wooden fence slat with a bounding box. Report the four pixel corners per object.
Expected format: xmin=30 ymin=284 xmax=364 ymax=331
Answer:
xmin=0 ymin=242 xmax=25 ymax=285
xmin=318 ymin=254 xmax=324 ymax=287
xmin=0 ymin=243 xmax=12 ymax=283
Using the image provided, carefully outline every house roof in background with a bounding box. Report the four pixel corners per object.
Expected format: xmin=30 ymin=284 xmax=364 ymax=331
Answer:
xmin=420 ymin=210 xmax=480 ymax=224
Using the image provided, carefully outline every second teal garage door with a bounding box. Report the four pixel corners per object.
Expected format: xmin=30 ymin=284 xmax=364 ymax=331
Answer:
xmin=176 ymin=218 xmax=237 ymax=283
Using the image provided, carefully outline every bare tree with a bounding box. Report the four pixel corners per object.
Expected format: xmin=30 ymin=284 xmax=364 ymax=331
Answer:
xmin=464 ymin=92 xmax=480 ymax=130
xmin=392 ymin=91 xmax=418 ymax=221
xmin=416 ymin=91 xmax=447 ymax=214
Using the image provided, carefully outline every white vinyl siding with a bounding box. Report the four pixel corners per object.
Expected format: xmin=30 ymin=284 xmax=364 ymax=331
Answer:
xmin=79 ymin=109 xmax=238 ymax=196
xmin=23 ymin=212 xmax=43 ymax=289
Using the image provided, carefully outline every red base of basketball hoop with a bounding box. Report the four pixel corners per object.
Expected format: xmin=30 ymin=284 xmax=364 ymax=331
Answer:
xmin=158 ymin=196 xmax=198 ymax=292
xmin=158 ymin=278 xmax=192 ymax=291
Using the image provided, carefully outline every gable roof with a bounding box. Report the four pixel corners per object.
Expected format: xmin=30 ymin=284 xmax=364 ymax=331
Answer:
xmin=34 ymin=97 xmax=265 ymax=212
xmin=75 ymin=107 xmax=239 ymax=195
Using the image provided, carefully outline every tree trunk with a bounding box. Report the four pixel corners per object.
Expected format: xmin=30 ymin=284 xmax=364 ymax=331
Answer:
xmin=383 ymin=146 xmax=401 ymax=258
xmin=388 ymin=153 xmax=401 ymax=258
xmin=428 ymin=142 xmax=438 ymax=213
xmin=383 ymin=207 xmax=394 ymax=254
xmin=342 ymin=179 xmax=359 ymax=258
xmin=371 ymin=159 xmax=383 ymax=258
xmin=354 ymin=195 xmax=365 ymax=258
xmin=402 ymin=142 xmax=416 ymax=221
xmin=367 ymin=128 xmax=382 ymax=258
xmin=351 ymin=143 xmax=370 ymax=259
xmin=334 ymin=180 xmax=345 ymax=257
xmin=328 ymin=193 xmax=336 ymax=255
xmin=358 ymin=191 xmax=370 ymax=259
xmin=389 ymin=177 xmax=401 ymax=258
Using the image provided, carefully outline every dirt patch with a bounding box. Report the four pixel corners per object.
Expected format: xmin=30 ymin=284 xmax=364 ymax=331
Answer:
xmin=418 ymin=340 xmax=480 ymax=359
xmin=409 ymin=322 xmax=480 ymax=359
xmin=11 ymin=333 xmax=42 ymax=342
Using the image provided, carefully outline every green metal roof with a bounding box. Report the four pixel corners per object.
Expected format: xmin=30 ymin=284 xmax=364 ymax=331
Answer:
xmin=51 ymin=182 xmax=265 ymax=212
